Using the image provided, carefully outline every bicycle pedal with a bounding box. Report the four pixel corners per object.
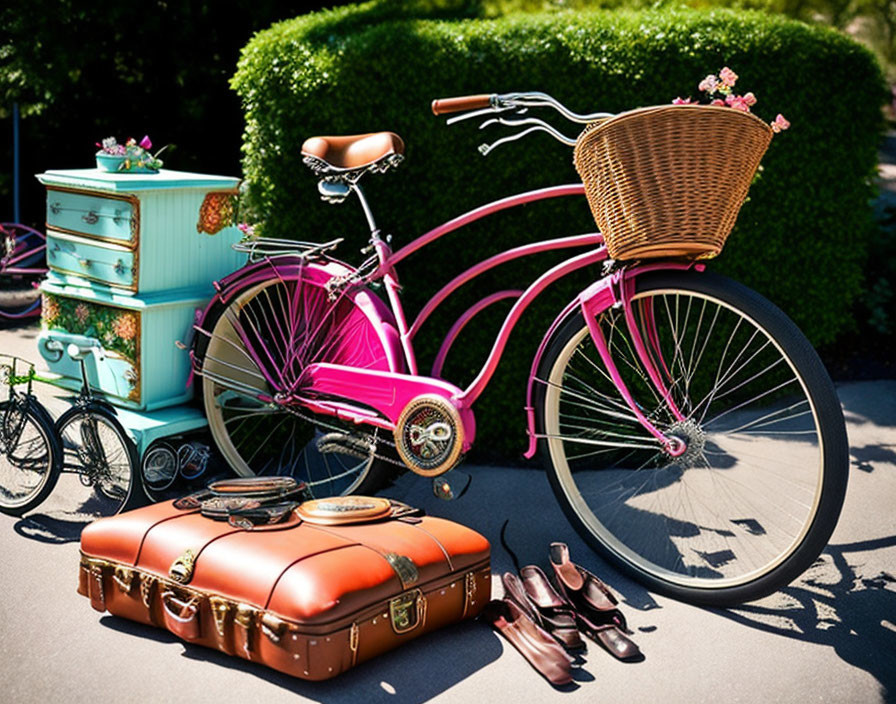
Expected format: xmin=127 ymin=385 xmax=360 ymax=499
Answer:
xmin=315 ymin=432 xmax=375 ymax=460
xmin=433 ymin=476 xmax=455 ymax=500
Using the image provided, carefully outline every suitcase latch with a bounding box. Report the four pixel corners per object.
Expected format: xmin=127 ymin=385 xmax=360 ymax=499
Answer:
xmin=169 ymin=549 xmax=197 ymax=584
xmin=389 ymin=589 xmax=426 ymax=634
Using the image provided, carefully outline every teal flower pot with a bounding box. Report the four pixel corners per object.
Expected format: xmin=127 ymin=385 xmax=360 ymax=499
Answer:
xmin=95 ymin=152 xmax=159 ymax=174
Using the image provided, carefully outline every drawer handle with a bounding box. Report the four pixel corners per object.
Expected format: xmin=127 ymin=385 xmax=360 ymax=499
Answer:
xmin=79 ymin=258 xmax=92 ymax=270
xmin=112 ymin=209 xmax=125 ymax=225
xmin=114 ymin=259 xmax=126 ymax=275
xmin=49 ymin=202 xmax=62 ymax=215
xmin=82 ymin=211 xmax=100 ymax=225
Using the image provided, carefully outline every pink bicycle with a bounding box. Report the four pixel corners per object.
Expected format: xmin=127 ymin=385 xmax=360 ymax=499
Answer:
xmin=0 ymin=223 xmax=46 ymax=320
xmin=190 ymin=91 xmax=848 ymax=605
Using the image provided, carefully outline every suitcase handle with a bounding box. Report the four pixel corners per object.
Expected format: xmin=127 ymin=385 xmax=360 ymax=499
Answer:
xmin=161 ymin=590 xmax=201 ymax=641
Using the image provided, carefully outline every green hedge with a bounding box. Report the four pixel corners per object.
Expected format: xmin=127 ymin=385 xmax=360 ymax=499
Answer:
xmin=232 ymin=2 xmax=885 ymax=460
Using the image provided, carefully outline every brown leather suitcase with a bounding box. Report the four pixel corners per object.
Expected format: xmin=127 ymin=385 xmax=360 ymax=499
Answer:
xmin=77 ymin=496 xmax=491 ymax=680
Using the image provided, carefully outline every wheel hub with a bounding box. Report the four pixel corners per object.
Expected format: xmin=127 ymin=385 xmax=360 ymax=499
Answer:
xmin=665 ymin=419 xmax=706 ymax=468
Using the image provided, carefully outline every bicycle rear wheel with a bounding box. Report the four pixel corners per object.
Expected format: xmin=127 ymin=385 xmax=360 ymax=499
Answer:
xmin=534 ymin=271 xmax=848 ymax=606
xmin=0 ymin=396 xmax=62 ymax=515
xmin=199 ymin=275 xmax=395 ymax=497
xmin=55 ymin=406 xmax=140 ymax=515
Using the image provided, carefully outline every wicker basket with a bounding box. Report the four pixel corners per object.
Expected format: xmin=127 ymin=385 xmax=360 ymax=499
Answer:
xmin=573 ymin=104 xmax=773 ymax=260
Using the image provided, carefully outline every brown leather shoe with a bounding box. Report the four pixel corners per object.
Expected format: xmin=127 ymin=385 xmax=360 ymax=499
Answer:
xmin=482 ymin=599 xmax=574 ymax=685
xmin=502 ymin=571 xmax=585 ymax=651
xmin=549 ymin=543 xmax=642 ymax=662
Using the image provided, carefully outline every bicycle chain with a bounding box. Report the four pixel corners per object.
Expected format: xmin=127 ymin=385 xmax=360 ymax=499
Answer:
xmin=280 ymin=404 xmax=409 ymax=469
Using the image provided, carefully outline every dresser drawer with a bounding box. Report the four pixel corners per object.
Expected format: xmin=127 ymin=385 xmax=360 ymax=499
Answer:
xmin=46 ymin=230 xmax=136 ymax=290
xmin=39 ymin=294 xmax=142 ymax=404
xmin=46 ymin=187 xmax=138 ymax=244
xmin=38 ymin=285 xmax=204 ymax=410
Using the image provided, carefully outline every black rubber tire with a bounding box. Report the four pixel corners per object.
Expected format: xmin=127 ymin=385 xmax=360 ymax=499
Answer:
xmin=534 ymin=270 xmax=849 ymax=606
xmin=55 ymin=405 xmax=143 ymax=515
xmin=0 ymin=397 xmax=63 ymax=516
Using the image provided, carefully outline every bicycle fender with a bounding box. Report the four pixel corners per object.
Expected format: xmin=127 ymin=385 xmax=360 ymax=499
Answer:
xmin=522 ymin=261 xmax=703 ymax=459
xmin=192 ymin=257 xmax=405 ymax=375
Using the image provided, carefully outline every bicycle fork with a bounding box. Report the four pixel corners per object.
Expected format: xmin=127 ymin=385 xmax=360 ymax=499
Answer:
xmin=578 ymin=266 xmax=696 ymax=457
xmin=524 ymin=263 xmax=701 ymax=460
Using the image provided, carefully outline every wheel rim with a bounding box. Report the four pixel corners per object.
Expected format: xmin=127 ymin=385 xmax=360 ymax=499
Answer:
xmin=0 ymin=404 xmax=54 ymax=510
xmin=59 ymin=414 xmax=131 ymax=506
xmin=202 ymin=278 xmax=379 ymax=497
xmin=142 ymin=443 xmax=178 ymax=496
xmin=544 ymin=288 xmax=825 ymax=590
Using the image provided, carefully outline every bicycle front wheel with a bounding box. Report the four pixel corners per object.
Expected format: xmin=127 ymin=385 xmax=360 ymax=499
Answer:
xmin=55 ymin=406 xmax=139 ymax=515
xmin=535 ymin=271 xmax=848 ymax=606
xmin=0 ymin=397 xmax=62 ymax=515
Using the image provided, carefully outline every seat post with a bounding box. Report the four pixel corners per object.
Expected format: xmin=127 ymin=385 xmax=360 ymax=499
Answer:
xmin=349 ymin=183 xmax=378 ymax=235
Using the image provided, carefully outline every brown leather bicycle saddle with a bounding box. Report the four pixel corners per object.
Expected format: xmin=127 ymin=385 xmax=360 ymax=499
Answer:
xmin=301 ymin=131 xmax=404 ymax=174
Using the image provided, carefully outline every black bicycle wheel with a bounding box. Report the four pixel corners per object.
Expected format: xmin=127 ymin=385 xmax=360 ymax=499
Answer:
xmin=534 ymin=270 xmax=848 ymax=606
xmin=0 ymin=396 xmax=62 ymax=515
xmin=55 ymin=405 xmax=141 ymax=515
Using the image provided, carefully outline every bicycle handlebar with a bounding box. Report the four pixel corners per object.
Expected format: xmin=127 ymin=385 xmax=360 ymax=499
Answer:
xmin=432 ymin=90 xmax=615 ymax=155
xmin=431 ymin=94 xmax=495 ymax=115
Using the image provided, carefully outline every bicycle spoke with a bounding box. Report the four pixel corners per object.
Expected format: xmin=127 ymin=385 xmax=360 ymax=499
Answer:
xmin=541 ymin=279 xmax=834 ymax=596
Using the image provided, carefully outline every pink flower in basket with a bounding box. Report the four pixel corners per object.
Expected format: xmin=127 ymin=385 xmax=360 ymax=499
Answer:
xmin=719 ymin=67 xmax=738 ymax=87
xmin=771 ymin=114 xmax=791 ymax=133
xmin=698 ymin=75 xmax=719 ymax=93
xmin=726 ymin=95 xmax=751 ymax=112
xmin=674 ymin=67 xmax=789 ymax=135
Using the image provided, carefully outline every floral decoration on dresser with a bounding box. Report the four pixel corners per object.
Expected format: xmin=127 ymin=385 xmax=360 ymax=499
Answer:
xmin=42 ymin=294 xmax=140 ymax=397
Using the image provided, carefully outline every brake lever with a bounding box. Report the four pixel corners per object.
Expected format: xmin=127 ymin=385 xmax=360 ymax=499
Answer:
xmin=445 ymin=104 xmax=516 ymax=126
xmin=476 ymin=117 xmax=578 ymax=156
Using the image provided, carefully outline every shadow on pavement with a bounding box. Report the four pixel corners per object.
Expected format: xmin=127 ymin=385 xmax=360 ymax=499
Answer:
xmin=101 ymin=614 xmax=503 ymax=703
xmin=13 ymin=511 xmax=90 ymax=543
xmin=718 ymin=536 xmax=896 ymax=700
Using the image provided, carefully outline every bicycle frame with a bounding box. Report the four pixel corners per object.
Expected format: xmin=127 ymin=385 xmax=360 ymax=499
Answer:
xmin=198 ymin=183 xmax=697 ymax=459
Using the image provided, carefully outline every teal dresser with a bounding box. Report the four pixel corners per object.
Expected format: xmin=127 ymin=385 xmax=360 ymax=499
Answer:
xmin=36 ymin=169 xmax=246 ymax=417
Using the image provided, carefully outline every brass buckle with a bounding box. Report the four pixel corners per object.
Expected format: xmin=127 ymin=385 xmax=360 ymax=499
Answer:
xmin=208 ymin=597 xmax=231 ymax=638
xmin=113 ymin=566 xmax=135 ymax=593
xmin=233 ymin=603 xmax=256 ymax=655
xmin=234 ymin=603 xmax=256 ymax=630
xmin=260 ymin=613 xmax=287 ymax=644
xmin=462 ymin=571 xmax=477 ymax=616
xmin=389 ymin=589 xmax=426 ymax=634
xmin=139 ymin=574 xmax=155 ymax=609
xmin=384 ymin=552 xmax=419 ymax=589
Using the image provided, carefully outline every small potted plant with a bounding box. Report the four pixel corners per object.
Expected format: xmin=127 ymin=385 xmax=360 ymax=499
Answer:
xmin=95 ymin=136 xmax=167 ymax=173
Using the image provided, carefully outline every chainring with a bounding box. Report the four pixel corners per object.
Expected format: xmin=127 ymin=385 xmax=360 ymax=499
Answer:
xmin=394 ymin=395 xmax=464 ymax=477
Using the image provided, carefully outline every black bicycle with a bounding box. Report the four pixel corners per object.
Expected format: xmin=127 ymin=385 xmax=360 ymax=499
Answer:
xmin=0 ymin=356 xmax=62 ymax=514
xmin=0 ymin=346 xmax=140 ymax=516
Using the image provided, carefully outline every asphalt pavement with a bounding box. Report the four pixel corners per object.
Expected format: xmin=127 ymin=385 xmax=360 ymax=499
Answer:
xmin=1 ymin=318 xmax=895 ymax=704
